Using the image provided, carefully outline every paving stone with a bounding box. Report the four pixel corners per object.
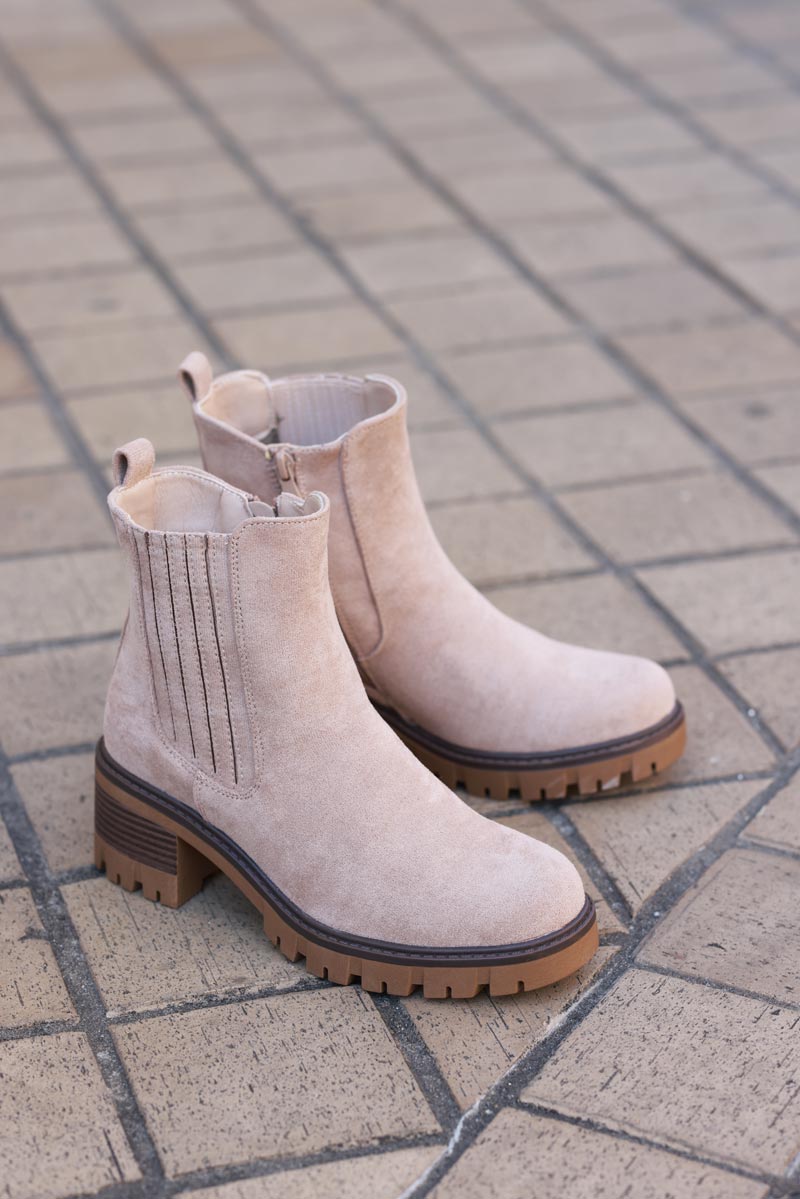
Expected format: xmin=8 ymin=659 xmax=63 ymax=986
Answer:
xmin=665 ymin=197 xmax=800 ymax=258
xmin=255 ymin=138 xmax=410 ymax=196
xmin=561 ymin=471 xmax=791 ymax=562
xmin=0 ymin=339 xmax=37 ymax=402
xmin=114 ymin=988 xmax=439 ymax=1175
xmin=405 ymin=947 xmax=618 ymax=1111
xmin=191 ymin=1146 xmax=440 ymax=1199
xmin=554 ymin=110 xmax=700 ymax=164
xmin=408 ymin=123 xmax=553 ymax=177
xmin=702 ymin=95 xmax=800 ymax=150
xmin=220 ymin=95 xmax=362 ymax=150
xmin=3 ymin=267 xmax=179 ymax=336
xmin=745 ymin=776 xmax=800 ymax=854
xmin=341 ymin=231 xmax=512 ymax=298
xmin=0 ymin=548 xmax=125 ymax=645
xmin=0 ymin=887 xmax=75 ymax=1030
xmin=174 ymin=246 xmax=350 ymax=315
xmin=608 ymin=152 xmax=766 ymax=210
xmin=368 ymin=79 xmax=494 ymax=135
xmin=523 ymin=969 xmax=800 ymax=1172
xmin=99 ymin=155 xmax=256 ymax=212
xmin=33 ymin=318 xmax=216 ymax=392
xmin=649 ymin=663 xmax=775 ymax=782
xmin=496 ymin=811 xmax=623 ymax=933
xmin=641 ymin=550 xmax=800 ymax=654
xmin=486 ymin=573 xmax=686 ymax=661
xmin=452 ymin=162 xmax=613 ymax=223
xmin=430 ymin=494 xmax=592 ymax=585
xmin=558 ymin=262 xmax=745 ymax=332
xmin=687 ymin=387 xmax=800 ymax=465
xmin=723 ymin=249 xmax=800 ymax=313
xmin=64 ymin=874 xmax=306 ymax=1017
xmin=0 ymin=216 xmax=133 ymax=280
xmin=0 ymin=402 xmax=69 ymax=475
xmin=719 ymin=647 xmax=800 ymax=749
xmin=12 ymin=752 xmax=94 ymax=874
xmin=0 ymin=170 xmax=99 ymax=222
xmin=0 ymin=1031 xmax=139 ymax=1199
xmin=650 ymin=56 xmax=778 ymax=106
xmin=300 ymin=178 xmax=458 ymax=241
xmin=618 ymin=319 xmax=800 ymax=395
xmin=409 ymin=426 xmax=523 ymax=503
xmin=569 ymin=778 xmax=760 ymax=912
xmin=443 ymin=339 xmax=632 ymax=418
xmin=0 ymin=640 xmax=116 ymax=756
xmin=217 ymin=301 xmax=401 ymax=371
xmin=388 ymin=280 xmax=569 ymax=352
xmin=70 ymin=112 xmax=217 ymax=163
xmin=639 ymin=848 xmax=800 ymax=1000
xmin=134 ymin=200 xmax=297 ymax=262
xmin=755 ymin=462 xmax=800 ymax=517
xmin=0 ymin=821 xmax=22 ymax=884
xmin=0 ymin=471 xmax=112 ymax=555
xmin=67 ymin=384 xmax=197 ymax=462
xmin=429 ymin=1108 xmax=763 ymax=1199
xmin=509 ymin=211 xmax=673 ymax=276
xmin=495 ymin=402 xmax=711 ymax=487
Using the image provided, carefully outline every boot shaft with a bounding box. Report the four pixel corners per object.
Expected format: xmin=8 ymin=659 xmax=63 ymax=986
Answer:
xmin=105 ymin=436 xmax=336 ymax=795
xmin=185 ymin=357 xmax=452 ymax=662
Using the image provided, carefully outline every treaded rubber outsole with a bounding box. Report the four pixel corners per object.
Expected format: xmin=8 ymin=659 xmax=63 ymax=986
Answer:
xmin=375 ymin=702 xmax=687 ymax=802
xmin=94 ymin=740 xmax=599 ymax=999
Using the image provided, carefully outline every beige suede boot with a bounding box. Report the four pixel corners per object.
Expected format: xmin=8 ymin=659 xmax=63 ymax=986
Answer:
xmin=97 ymin=437 xmax=597 ymax=997
xmin=183 ymin=353 xmax=686 ymax=803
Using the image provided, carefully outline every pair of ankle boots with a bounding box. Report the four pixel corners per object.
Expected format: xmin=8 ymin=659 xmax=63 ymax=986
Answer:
xmin=96 ymin=353 xmax=686 ymax=999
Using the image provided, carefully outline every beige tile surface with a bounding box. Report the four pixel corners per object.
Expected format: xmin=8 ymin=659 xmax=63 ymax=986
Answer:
xmin=0 ymin=888 xmax=75 ymax=1029
xmin=745 ymin=776 xmax=800 ymax=853
xmin=523 ymin=970 xmax=800 ymax=1172
xmin=114 ymin=988 xmax=439 ymax=1175
xmin=12 ymin=752 xmax=95 ymax=873
xmin=561 ymin=471 xmax=791 ymax=561
xmin=0 ymin=1032 xmax=140 ymax=1199
xmin=191 ymin=1147 xmax=441 ymax=1199
xmin=641 ymin=551 xmax=800 ymax=654
xmin=639 ymin=848 xmax=800 ymax=999
xmin=569 ymin=779 xmax=760 ymax=911
xmin=405 ymin=947 xmax=617 ymax=1110
xmin=65 ymin=875 xmax=306 ymax=1016
xmin=0 ymin=549 xmax=126 ymax=645
xmin=719 ymin=647 xmax=800 ymax=749
xmin=430 ymin=1109 xmax=764 ymax=1199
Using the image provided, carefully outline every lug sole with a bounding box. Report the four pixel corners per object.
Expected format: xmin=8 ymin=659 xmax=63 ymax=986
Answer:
xmin=375 ymin=702 xmax=687 ymax=802
xmin=94 ymin=739 xmax=598 ymax=998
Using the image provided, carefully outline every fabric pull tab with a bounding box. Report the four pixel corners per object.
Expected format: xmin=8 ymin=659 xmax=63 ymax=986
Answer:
xmin=112 ymin=438 xmax=155 ymax=488
xmin=178 ymin=351 xmax=213 ymax=403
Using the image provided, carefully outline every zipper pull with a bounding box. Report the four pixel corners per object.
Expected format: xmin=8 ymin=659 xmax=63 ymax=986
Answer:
xmin=266 ymin=446 xmax=301 ymax=494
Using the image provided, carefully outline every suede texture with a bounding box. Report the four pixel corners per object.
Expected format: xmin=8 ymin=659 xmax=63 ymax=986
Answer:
xmin=104 ymin=441 xmax=586 ymax=947
xmin=190 ymin=362 xmax=677 ymax=754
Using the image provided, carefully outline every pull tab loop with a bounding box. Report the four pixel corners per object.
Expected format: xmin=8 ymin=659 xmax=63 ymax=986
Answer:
xmin=112 ymin=438 xmax=155 ymax=488
xmin=178 ymin=351 xmax=213 ymax=403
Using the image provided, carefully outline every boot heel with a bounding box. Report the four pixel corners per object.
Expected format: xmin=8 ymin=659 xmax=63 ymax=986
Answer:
xmin=94 ymin=774 xmax=215 ymax=907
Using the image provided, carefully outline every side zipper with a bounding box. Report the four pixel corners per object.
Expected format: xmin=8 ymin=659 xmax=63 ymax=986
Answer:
xmin=266 ymin=446 xmax=301 ymax=494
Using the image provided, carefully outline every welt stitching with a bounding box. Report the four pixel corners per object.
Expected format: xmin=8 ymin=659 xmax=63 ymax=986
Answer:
xmin=143 ymin=529 xmax=176 ymax=740
xmin=204 ymin=534 xmax=238 ymax=785
xmin=184 ymin=537 xmax=216 ymax=775
xmin=163 ymin=534 xmax=196 ymax=759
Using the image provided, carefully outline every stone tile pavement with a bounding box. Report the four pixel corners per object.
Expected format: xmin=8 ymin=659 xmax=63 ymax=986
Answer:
xmin=1 ymin=0 xmax=799 ymax=1195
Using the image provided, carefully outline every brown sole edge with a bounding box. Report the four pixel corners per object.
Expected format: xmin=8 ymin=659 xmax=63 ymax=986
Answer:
xmin=377 ymin=703 xmax=687 ymax=802
xmin=94 ymin=742 xmax=599 ymax=999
